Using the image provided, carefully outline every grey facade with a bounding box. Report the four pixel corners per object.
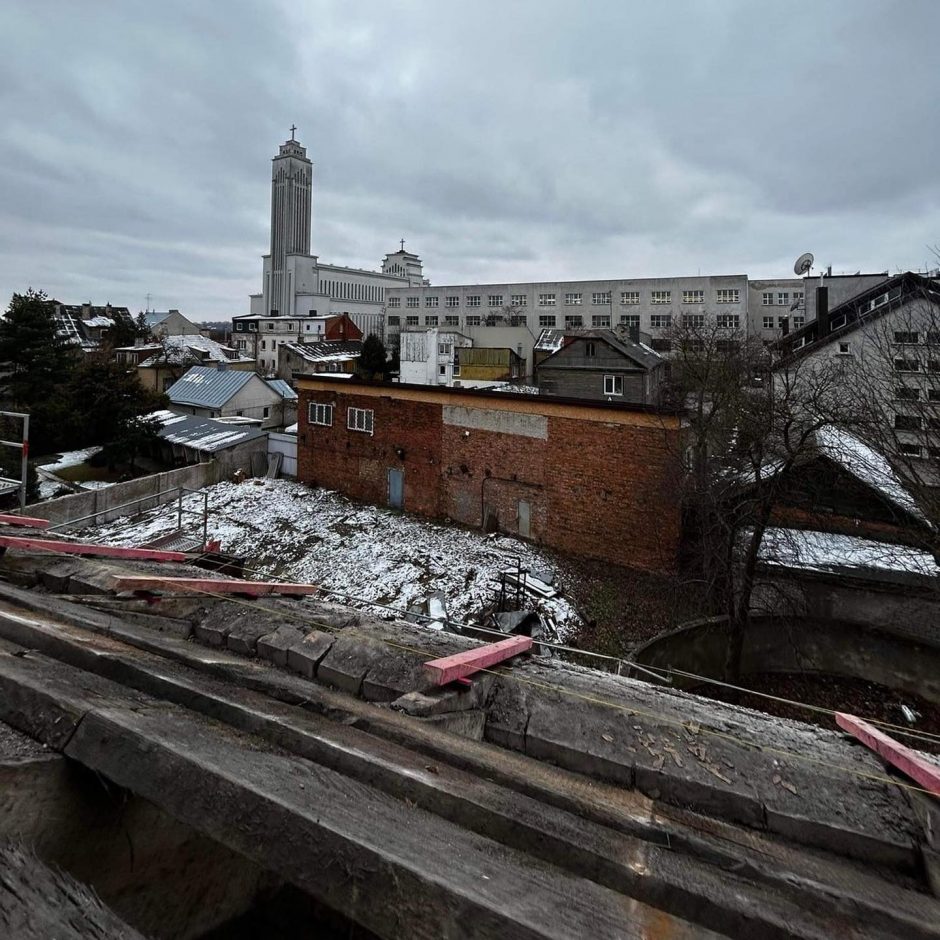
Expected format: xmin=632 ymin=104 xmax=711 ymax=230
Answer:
xmin=536 ymin=331 xmax=665 ymax=404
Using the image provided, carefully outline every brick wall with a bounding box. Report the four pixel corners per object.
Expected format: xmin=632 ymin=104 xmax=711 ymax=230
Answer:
xmin=297 ymin=381 xmax=682 ymax=573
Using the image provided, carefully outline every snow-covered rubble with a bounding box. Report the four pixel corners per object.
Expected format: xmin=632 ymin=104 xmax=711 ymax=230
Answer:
xmin=80 ymin=479 xmax=583 ymax=640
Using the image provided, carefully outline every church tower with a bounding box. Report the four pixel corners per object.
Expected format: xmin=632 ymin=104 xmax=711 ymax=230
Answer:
xmin=266 ymin=127 xmax=312 ymax=317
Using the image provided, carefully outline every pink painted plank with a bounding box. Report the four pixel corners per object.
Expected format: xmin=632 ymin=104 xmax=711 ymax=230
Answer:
xmin=0 ymin=535 xmax=189 ymax=562
xmin=836 ymin=712 xmax=940 ymax=796
xmin=0 ymin=514 xmax=51 ymax=529
xmin=424 ymin=635 xmax=533 ymax=686
xmin=111 ymin=575 xmax=320 ymax=597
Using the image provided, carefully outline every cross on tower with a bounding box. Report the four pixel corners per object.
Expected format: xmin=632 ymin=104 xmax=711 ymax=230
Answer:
xmin=400 ymin=238 xmax=406 ymax=251
xmin=290 ymin=124 xmax=297 ymax=141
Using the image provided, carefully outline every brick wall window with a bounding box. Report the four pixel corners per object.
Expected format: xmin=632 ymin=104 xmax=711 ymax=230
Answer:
xmin=488 ymin=294 xmax=503 ymax=307
xmin=467 ymin=295 xmax=481 ymax=307
xmin=426 ymin=296 xmax=439 ymax=308
xmin=651 ymin=290 xmax=671 ymax=304
xmin=308 ymin=402 xmax=334 ymax=427
xmin=604 ymin=375 xmax=623 ymax=396
xmin=716 ymin=289 xmax=739 ymax=304
xmin=445 ymin=296 xmax=459 ymax=308
xmin=650 ymin=313 xmax=672 ymax=328
xmin=620 ymin=314 xmax=639 ymax=328
xmin=762 ymin=316 xmax=774 ymax=329
xmin=716 ymin=314 xmax=740 ymax=329
xmin=388 ymin=297 xmax=401 ymax=308
xmin=682 ymin=290 xmax=704 ymax=304
xmin=538 ymin=293 xmax=556 ymax=306
xmin=406 ymin=297 xmax=419 ymax=308
xmin=511 ymin=294 xmax=527 ymax=306
xmin=620 ymin=291 xmax=640 ymax=304
xmin=539 ymin=314 xmax=556 ymax=327
xmin=592 ymin=291 xmax=611 ymax=305
xmin=348 ymin=407 xmax=374 ymax=434
xmin=762 ymin=292 xmax=773 ymax=306
xmin=565 ymin=292 xmax=582 ymax=305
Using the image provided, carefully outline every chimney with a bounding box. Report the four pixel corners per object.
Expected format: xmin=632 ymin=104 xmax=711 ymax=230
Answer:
xmin=816 ymin=286 xmax=829 ymax=338
xmin=628 ymin=324 xmax=640 ymax=344
xmin=780 ymin=316 xmax=789 ymax=337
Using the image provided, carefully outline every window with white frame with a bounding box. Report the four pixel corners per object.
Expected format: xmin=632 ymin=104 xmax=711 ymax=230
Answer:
xmin=425 ymin=315 xmax=438 ymax=326
xmin=837 ymin=341 xmax=851 ymax=355
xmin=388 ymin=297 xmax=401 ymax=308
xmin=604 ymin=375 xmax=623 ymax=396
xmin=439 ymin=343 xmax=451 ymax=354
xmin=467 ymin=295 xmax=481 ymax=307
xmin=762 ymin=316 xmax=774 ymax=329
xmin=539 ymin=314 xmax=556 ymax=327
xmin=762 ymin=292 xmax=774 ymax=306
xmin=426 ymin=296 xmax=439 ymax=308
xmin=620 ymin=291 xmax=640 ymax=304
xmin=716 ymin=289 xmax=739 ymax=304
xmin=445 ymin=296 xmax=459 ymax=308
xmin=466 ymin=315 xmax=481 ymax=326
xmin=564 ymin=292 xmax=582 ymax=305
xmin=650 ymin=313 xmax=672 ymax=328
xmin=651 ymin=290 xmax=671 ymax=304
xmin=488 ymin=294 xmax=503 ymax=307
xmin=565 ymin=314 xmax=583 ymax=328
xmin=620 ymin=314 xmax=639 ymax=328
xmin=538 ymin=293 xmax=556 ymax=306
xmin=510 ymin=314 xmax=527 ymax=326
xmin=511 ymin=294 xmax=527 ymax=306
xmin=347 ymin=407 xmax=374 ymax=434
xmin=308 ymin=402 xmax=333 ymax=427
xmin=716 ymin=314 xmax=740 ymax=329
xmin=444 ymin=315 xmax=459 ymax=326
xmin=682 ymin=290 xmax=704 ymax=304
xmin=406 ymin=315 xmax=418 ymax=326
xmin=592 ymin=291 xmax=611 ymax=305
xmin=438 ymin=365 xmax=446 ymax=378
xmin=683 ymin=313 xmax=705 ymax=328
xmin=777 ymin=292 xmax=789 ymax=306
xmin=406 ymin=297 xmax=419 ymax=308
xmin=592 ymin=315 xmax=611 ymax=327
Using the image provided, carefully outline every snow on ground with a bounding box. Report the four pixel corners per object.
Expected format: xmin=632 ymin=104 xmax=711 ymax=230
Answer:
xmin=80 ymin=479 xmax=584 ymax=640
xmin=759 ymin=527 xmax=938 ymax=577
xmin=38 ymin=447 xmax=102 ymax=473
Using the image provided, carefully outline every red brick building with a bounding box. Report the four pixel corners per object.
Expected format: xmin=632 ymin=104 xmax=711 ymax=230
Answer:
xmin=296 ymin=378 xmax=684 ymax=574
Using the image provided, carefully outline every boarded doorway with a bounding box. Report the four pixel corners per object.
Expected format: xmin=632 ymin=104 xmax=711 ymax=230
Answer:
xmin=388 ymin=468 xmax=404 ymax=509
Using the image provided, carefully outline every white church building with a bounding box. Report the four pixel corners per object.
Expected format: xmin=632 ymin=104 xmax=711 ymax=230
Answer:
xmin=234 ymin=129 xmax=426 ymax=372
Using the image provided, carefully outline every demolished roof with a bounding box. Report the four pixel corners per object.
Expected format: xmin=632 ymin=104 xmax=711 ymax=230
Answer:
xmin=147 ymin=410 xmax=266 ymax=453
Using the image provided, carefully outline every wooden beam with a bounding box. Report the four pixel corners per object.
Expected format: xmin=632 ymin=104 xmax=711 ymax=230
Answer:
xmin=836 ymin=712 xmax=940 ymax=796
xmin=424 ymin=635 xmax=532 ymax=686
xmin=0 ymin=514 xmax=51 ymax=529
xmin=0 ymin=535 xmax=189 ymax=562
xmin=111 ymin=575 xmax=320 ymax=597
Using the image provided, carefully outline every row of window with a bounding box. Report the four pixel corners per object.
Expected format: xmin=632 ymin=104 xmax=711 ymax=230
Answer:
xmin=893 ymin=331 xmax=940 ymax=345
xmin=762 ymin=315 xmax=806 ymax=329
xmin=894 ymin=358 xmax=940 ymax=373
xmin=387 ymin=312 xmax=741 ymax=330
xmin=308 ymin=402 xmax=374 ymax=435
xmin=321 ymin=280 xmax=384 ymax=303
xmin=387 ymin=289 xmax=741 ymax=309
xmin=761 ymin=292 xmax=803 ymax=306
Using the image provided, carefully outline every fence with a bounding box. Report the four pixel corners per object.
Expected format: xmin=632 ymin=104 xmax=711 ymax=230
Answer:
xmin=267 ymin=432 xmax=297 ymax=477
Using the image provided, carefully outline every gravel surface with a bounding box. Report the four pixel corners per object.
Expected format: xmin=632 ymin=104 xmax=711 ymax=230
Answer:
xmin=0 ymin=720 xmax=47 ymax=760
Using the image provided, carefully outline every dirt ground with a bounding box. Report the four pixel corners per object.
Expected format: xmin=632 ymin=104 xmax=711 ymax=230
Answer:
xmin=696 ymin=672 xmax=940 ymax=755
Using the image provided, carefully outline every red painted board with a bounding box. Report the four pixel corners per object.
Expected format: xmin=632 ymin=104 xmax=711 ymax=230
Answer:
xmin=0 ymin=514 xmax=51 ymax=530
xmin=836 ymin=712 xmax=940 ymax=796
xmin=112 ymin=575 xmax=320 ymax=597
xmin=0 ymin=535 xmax=189 ymax=562
xmin=424 ymin=635 xmax=532 ymax=686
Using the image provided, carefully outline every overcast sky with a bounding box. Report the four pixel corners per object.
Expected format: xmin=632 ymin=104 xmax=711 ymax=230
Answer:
xmin=1 ymin=0 xmax=937 ymax=318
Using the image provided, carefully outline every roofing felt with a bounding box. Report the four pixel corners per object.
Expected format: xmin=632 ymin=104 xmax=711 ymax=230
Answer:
xmin=147 ymin=411 xmax=266 ymax=454
xmin=166 ymin=367 xmax=256 ymax=409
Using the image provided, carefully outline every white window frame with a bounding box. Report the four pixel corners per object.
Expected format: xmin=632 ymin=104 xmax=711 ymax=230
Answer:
xmin=405 ymin=315 xmax=419 ymax=326
xmin=620 ymin=314 xmax=640 ymax=327
xmin=592 ymin=291 xmax=611 ymax=305
xmin=467 ymin=295 xmax=481 ymax=308
xmin=425 ymin=296 xmax=439 ymax=308
xmin=716 ymin=314 xmax=740 ymax=329
xmin=603 ymin=375 xmax=623 ymax=396
xmin=538 ymin=293 xmax=556 ymax=306
xmin=539 ymin=314 xmax=556 ymax=327
xmin=347 ymin=407 xmax=374 ymax=435
xmin=716 ymin=289 xmax=740 ymax=304
xmin=388 ymin=297 xmax=401 ymax=308
xmin=488 ymin=294 xmax=503 ymax=308
xmin=650 ymin=290 xmax=671 ymax=304
xmin=308 ymin=402 xmax=334 ymax=427
xmin=762 ymin=292 xmax=773 ymax=306
xmin=762 ymin=316 xmax=774 ymax=329
xmin=511 ymin=294 xmax=528 ymax=306
xmin=406 ymin=297 xmax=419 ymax=308
xmin=592 ymin=315 xmax=611 ymax=327
xmin=681 ymin=290 xmax=704 ymax=304
xmin=620 ymin=291 xmax=640 ymax=305
xmin=565 ymin=292 xmax=582 ymax=305
xmin=650 ymin=313 xmax=672 ymax=328
xmin=777 ymin=292 xmax=789 ymax=306
xmin=445 ymin=296 xmax=459 ymax=308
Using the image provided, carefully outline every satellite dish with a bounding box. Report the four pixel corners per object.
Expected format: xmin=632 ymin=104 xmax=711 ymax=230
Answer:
xmin=793 ymin=252 xmax=814 ymax=276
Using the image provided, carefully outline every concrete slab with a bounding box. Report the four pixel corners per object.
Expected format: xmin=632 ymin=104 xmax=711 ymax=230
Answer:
xmin=285 ymin=630 xmax=334 ymax=679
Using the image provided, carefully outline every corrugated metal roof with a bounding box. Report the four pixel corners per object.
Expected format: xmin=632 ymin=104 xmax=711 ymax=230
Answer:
xmin=154 ymin=413 xmax=266 ymax=454
xmin=166 ymin=367 xmax=256 ymax=408
xmin=265 ymin=378 xmax=298 ymax=400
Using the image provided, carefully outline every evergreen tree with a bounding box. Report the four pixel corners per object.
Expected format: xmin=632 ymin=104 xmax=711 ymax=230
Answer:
xmin=359 ymin=333 xmax=387 ymax=379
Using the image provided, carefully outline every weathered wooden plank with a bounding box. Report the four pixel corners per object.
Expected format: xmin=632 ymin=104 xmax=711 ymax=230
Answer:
xmin=836 ymin=712 xmax=940 ymax=796
xmin=111 ymin=575 xmax=320 ymax=597
xmin=0 ymin=514 xmax=51 ymax=529
xmin=424 ymin=635 xmax=532 ymax=686
xmin=0 ymin=535 xmax=188 ymax=562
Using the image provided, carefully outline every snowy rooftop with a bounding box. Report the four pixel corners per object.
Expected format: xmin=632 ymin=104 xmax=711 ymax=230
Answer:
xmin=138 ymin=334 xmax=251 ymax=368
xmin=152 ymin=414 xmax=266 ymax=453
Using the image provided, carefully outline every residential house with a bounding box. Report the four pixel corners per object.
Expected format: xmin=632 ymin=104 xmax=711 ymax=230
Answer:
xmin=142 ymin=310 xmax=202 ymax=338
xmin=535 ymin=329 xmax=666 ymax=405
xmin=113 ymin=335 xmax=255 ymax=393
xmin=453 ymin=347 xmax=526 ymax=388
xmin=52 ymin=302 xmax=135 ymax=353
xmin=166 ymin=366 xmax=297 ymax=429
xmin=399 ymin=328 xmax=472 ymax=386
xmin=277 ymin=340 xmax=362 ymax=382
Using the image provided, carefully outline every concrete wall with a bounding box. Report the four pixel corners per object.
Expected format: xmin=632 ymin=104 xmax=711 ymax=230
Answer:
xmin=297 ymin=380 xmax=683 ymax=573
xmin=630 ymin=613 xmax=940 ymax=706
